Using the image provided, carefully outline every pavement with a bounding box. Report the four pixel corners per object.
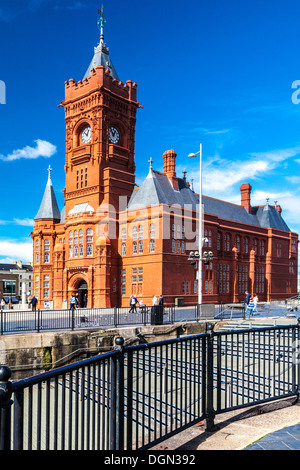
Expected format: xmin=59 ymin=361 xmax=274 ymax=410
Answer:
xmin=150 ymin=397 xmax=300 ymax=451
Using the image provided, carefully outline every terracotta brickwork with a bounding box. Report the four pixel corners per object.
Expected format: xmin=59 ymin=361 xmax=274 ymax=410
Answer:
xmin=31 ymin=22 xmax=298 ymax=309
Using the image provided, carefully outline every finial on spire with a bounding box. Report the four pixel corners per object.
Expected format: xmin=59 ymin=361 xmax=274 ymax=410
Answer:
xmin=190 ymin=177 xmax=194 ymax=192
xmin=266 ymin=197 xmax=269 ymax=206
xmin=47 ymin=165 xmax=52 ymax=180
xmin=183 ymin=168 xmax=187 ymax=180
xmin=148 ymin=157 xmax=153 ymax=170
xmin=98 ymin=5 xmax=105 ymax=44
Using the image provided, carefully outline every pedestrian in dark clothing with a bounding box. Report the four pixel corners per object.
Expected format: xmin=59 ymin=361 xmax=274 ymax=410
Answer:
xmin=245 ymin=291 xmax=251 ymax=316
xmin=30 ymin=296 xmax=37 ymax=312
xmin=129 ymin=295 xmax=138 ymax=313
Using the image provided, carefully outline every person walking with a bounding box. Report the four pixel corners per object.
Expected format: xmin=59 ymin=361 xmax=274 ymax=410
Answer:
xmin=248 ymin=297 xmax=255 ymax=318
xmin=253 ymin=294 xmax=258 ymax=314
xmin=70 ymin=294 xmax=76 ymax=313
xmin=30 ymin=295 xmax=37 ymax=313
xmin=0 ymin=298 xmax=5 ymax=313
xmin=129 ymin=294 xmax=138 ymax=313
xmin=245 ymin=291 xmax=251 ymax=316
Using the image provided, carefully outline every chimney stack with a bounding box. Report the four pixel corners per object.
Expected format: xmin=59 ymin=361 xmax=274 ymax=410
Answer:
xmin=240 ymin=183 xmax=252 ymax=212
xmin=163 ymin=149 xmax=177 ymax=179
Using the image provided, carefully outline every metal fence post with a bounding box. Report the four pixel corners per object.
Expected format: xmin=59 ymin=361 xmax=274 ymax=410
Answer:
xmin=205 ymin=323 xmax=218 ymax=432
xmin=110 ymin=337 xmax=125 ymax=450
xmin=37 ymin=309 xmax=41 ymax=333
xmin=0 ymin=366 xmax=13 ymax=450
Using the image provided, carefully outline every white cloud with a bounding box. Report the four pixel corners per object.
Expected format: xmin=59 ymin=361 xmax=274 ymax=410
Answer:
xmin=0 ymin=139 xmax=56 ymax=162
xmin=13 ymin=218 xmax=34 ymax=227
xmin=0 ymin=241 xmax=32 ymax=262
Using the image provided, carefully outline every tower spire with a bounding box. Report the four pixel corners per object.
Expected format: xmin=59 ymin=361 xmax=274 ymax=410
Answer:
xmin=83 ymin=5 xmax=119 ymax=80
xmin=97 ymin=5 xmax=105 ymax=45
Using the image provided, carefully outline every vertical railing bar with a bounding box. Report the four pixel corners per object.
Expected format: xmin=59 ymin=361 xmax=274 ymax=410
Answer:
xmin=91 ymin=363 xmax=95 ymax=451
xmin=147 ymin=348 xmax=151 ymax=446
xmin=142 ymin=348 xmax=145 ymax=448
xmin=216 ymin=335 xmax=221 ymax=411
xmin=126 ymin=350 xmax=133 ymax=451
xmin=61 ymin=374 xmax=66 ymax=450
xmin=53 ymin=377 xmax=59 ymax=450
xmin=45 ymin=379 xmax=50 ymax=450
xmin=110 ymin=356 xmax=116 ymax=450
xmin=28 ymin=385 xmax=33 ymax=451
xmin=154 ymin=346 xmax=157 ymax=441
xmin=37 ymin=382 xmax=42 ymax=450
xmin=13 ymin=389 xmax=24 ymax=451
xmin=81 ymin=367 xmax=85 ymax=450
xmin=86 ymin=364 xmax=90 ymax=450
xmin=68 ymin=370 xmax=73 ymax=451
xmin=74 ymin=369 xmax=79 ymax=450
xmin=135 ymin=350 xmax=139 ymax=449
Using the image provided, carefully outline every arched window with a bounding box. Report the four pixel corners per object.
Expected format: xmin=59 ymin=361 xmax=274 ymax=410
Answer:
xmin=44 ymin=239 xmax=50 ymax=263
xmin=132 ymin=226 xmax=137 ymax=241
xmin=150 ymin=239 xmax=155 ymax=252
xmin=133 ymin=241 xmax=137 ymax=254
xmin=121 ymin=228 xmax=127 ymax=241
xmin=224 ymin=234 xmax=230 ymax=252
xmin=138 ymin=240 xmax=143 ymax=254
xmin=138 ymin=225 xmax=143 ymax=239
xmin=150 ymin=223 xmax=155 ymax=239
xmin=86 ymin=228 xmax=93 ymax=247
xmin=243 ymin=237 xmax=249 ymax=254
xmin=259 ymin=239 xmax=265 ymax=256
xmin=253 ymin=238 xmax=258 ymax=254
xmin=234 ymin=235 xmax=240 ymax=252
xmin=217 ymin=232 xmax=221 ymax=251
xmin=122 ymin=243 xmax=126 ymax=256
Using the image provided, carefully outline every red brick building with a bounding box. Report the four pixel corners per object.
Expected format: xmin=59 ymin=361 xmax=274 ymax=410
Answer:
xmin=31 ymin=12 xmax=298 ymax=309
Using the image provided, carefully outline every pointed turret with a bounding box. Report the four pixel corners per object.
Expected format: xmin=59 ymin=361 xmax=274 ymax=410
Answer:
xmin=35 ymin=166 xmax=61 ymax=221
xmin=83 ymin=6 xmax=119 ymax=80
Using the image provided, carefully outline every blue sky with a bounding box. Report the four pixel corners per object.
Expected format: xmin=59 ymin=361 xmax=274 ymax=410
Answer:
xmin=0 ymin=0 xmax=300 ymax=273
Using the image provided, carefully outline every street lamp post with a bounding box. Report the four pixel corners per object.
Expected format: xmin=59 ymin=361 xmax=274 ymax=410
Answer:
xmin=188 ymin=144 xmax=203 ymax=307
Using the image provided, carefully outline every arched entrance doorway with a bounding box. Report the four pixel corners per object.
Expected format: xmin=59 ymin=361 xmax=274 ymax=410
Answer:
xmin=77 ymin=280 xmax=88 ymax=308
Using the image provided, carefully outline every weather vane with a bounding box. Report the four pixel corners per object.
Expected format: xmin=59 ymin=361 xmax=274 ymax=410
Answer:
xmin=98 ymin=5 xmax=105 ymax=43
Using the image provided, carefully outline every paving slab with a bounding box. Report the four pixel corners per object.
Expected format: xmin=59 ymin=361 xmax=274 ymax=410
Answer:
xmin=150 ymin=397 xmax=300 ymax=451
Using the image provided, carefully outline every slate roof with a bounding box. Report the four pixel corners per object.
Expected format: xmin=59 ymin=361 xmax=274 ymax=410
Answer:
xmin=35 ymin=173 xmax=61 ymax=221
xmin=127 ymin=169 xmax=291 ymax=232
xmin=83 ymin=42 xmax=119 ymax=81
xmin=0 ymin=263 xmax=32 ymax=271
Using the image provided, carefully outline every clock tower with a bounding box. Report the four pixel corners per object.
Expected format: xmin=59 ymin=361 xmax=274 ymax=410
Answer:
xmin=61 ymin=7 xmax=141 ymax=215
xmin=32 ymin=7 xmax=142 ymax=309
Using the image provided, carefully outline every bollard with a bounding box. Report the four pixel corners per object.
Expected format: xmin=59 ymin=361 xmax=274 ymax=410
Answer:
xmin=0 ymin=366 xmax=13 ymax=450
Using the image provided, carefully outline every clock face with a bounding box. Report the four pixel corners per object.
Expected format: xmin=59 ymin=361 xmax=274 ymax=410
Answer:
xmin=109 ymin=126 xmax=120 ymax=144
xmin=81 ymin=126 xmax=91 ymax=144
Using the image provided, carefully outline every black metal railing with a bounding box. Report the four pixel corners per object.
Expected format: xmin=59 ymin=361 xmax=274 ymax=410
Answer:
xmin=1 ymin=322 xmax=300 ymax=450
xmin=0 ymin=304 xmax=220 ymax=335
